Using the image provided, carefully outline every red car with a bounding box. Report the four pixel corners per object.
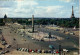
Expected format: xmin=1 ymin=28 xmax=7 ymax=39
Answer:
xmin=29 ymin=49 xmax=32 ymax=52
xmin=56 ymin=51 xmax=59 ymax=53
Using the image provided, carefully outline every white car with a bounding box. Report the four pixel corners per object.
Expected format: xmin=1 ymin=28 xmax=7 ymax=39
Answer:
xmin=32 ymin=38 xmax=35 ymax=40
xmin=21 ymin=48 xmax=24 ymax=51
xmin=63 ymin=49 xmax=68 ymax=52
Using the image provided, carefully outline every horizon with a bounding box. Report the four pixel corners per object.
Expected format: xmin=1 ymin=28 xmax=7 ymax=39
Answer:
xmin=0 ymin=17 xmax=79 ymax=19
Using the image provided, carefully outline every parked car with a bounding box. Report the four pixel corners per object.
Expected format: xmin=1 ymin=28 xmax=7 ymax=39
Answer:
xmin=26 ymin=49 xmax=29 ymax=52
xmin=1 ymin=41 xmax=7 ymax=45
xmin=1 ymin=37 xmax=5 ymax=41
xmin=66 ymin=37 xmax=69 ymax=39
xmin=32 ymin=38 xmax=35 ymax=40
xmin=40 ymin=39 xmax=44 ymax=42
xmin=35 ymin=39 xmax=39 ymax=41
xmin=70 ymin=32 xmax=75 ymax=35
xmin=48 ymin=50 xmax=51 ymax=53
xmin=5 ymin=44 xmax=11 ymax=48
xmin=32 ymin=50 xmax=35 ymax=53
xmin=21 ymin=48 xmax=24 ymax=51
xmin=56 ymin=29 xmax=60 ymax=31
xmin=37 ymin=49 xmax=42 ymax=53
xmin=35 ymin=49 xmax=38 ymax=53
xmin=23 ymin=48 xmax=26 ymax=51
xmin=29 ymin=49 xmax=32 ymax=52
xmin=44 ymin=50 xmax=48 ymax=53
xmin=5 ymin=50 xmax=9 ymax=53
xmin=0 ymin=51 xmax=5 ymax=54
xmin=63 ymin=49 xmax=68 ymax=52
xmin=0 ymin=47 xmax=2 ymax=50
xmin=42 ymin=50 xmax=45 ymax=53
xmin=18 ymin=48 xmax=22 ymax=51
xmin=13 ymin=38 xmax=16 ymax=40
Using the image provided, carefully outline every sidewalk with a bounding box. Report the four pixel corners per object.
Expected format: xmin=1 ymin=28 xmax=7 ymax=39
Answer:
xmin=4 ymin=50 xmax=59 ymax=55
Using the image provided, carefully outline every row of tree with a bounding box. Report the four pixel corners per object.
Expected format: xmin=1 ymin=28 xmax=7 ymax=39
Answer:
xmin=0 ymin=19 xmax=5 ymax=26
xmin=0 ymin=18 xmax=79 ymax=28
xmin=17 ymin=18 xmax=79 ymax=28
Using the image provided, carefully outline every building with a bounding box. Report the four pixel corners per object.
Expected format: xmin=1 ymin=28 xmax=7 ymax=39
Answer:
xmin=3 ymin=14 xmax=7 ymax=23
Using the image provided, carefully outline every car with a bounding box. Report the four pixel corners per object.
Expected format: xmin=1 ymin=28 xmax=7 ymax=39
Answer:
xmin=40 ymin=39 xmax=44 ymax=42
xmin=42 ymin=50 xmax=45 ymax=53
xmin=1 ymin=38 xmax=5 ymax=41
xmin=48 ymin=50 xmax=51 ymax=53
xmin=37 ymin=49 xmax=42 ymax=53
xmin=53 ymin=50 xmax=56 ymax=54
xmin=13 ymin=38 xmax=16 ymax=40
xmin=23 ymin=48 xmax=26 ymax=51
xmin=24 ymin=48 xmax=27 ymax=51
xmin=66 ymin=37 xmax=69 ymax=39
xmin=25 ymin=49 xmax=29 ymax=52
xmin=0 ymin=48 xmax=2 ymax=50
xmin=44 ymin=50 xmax=48 ymax=53
xmin=1 ymin=41 xmax=7 ymax=45
xmin=16 ymin=48 xmax=20 ymax=51
xmin=27 ymin=36 xmax=30 ymax=38
xmin=21 ymin=48 xmax=24 ymax=51
xmin=35 ymin=39 xmax=39 ymax=41
xmin=56 ymin=29 xmax=60 ymax=31
xmin=32 ymin=38 xmax=34 ymax=40
xmin=18 ymin=48 xmax=22 ymax=51
xmin=32 ymin=50 xmax=35 ymax=53
xmin=5 ymin=50 xmax=9 ymax=53
xmin=0 ymin=51 xmax=5 ymax=54
xmin=20 ymin=34 xmax=22 ymax=35
xmin=52 ymin=37 xmax=57 ymax=39
xmin=29 ymin=49 xmax=32 ymax=52
xmin=44 ymin=36 xmax=48 ymax=38
xmin=6 ymin=44 xmax=11 ymax=48
xmin=21 ymin=39 xmax=26 ymax=41
xmin=22 ymin=35 xmax=24 ymax=37
xmin=70 ymin=32 xmax=75 ymax=35
xmin=10 ymin=32 xmax=11 ymax=33
xmin=63 ymin=49 xmax=68 ymax=52
xmin=56 ymin=51 xmax=59 ymax=53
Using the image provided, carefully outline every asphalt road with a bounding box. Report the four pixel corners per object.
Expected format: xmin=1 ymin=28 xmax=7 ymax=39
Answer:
xmin=1 ymin=26 xmax=48 ymax=50
xmin=25 ymin=25 xmax=79 ymax=50
xmin=1 ymin=24 xmax=79 ymax=51
xmin=36 ymin=28 xmax=79 ymax=46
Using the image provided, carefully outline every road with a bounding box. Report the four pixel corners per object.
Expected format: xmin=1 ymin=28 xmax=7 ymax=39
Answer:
xmin=1 ymin=24 xmax=79 ymax=51
xmin=36 ymin=27 xmax=79 ymax=46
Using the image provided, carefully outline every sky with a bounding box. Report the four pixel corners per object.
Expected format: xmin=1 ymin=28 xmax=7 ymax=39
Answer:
xmin=0 ymin=0 xmax=79 ymax=18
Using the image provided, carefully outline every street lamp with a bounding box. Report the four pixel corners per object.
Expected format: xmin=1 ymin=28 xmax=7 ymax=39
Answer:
xmin=59 ymin=44 xmax=63 ymax=55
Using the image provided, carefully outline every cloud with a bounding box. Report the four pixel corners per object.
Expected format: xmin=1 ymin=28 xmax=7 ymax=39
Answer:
xmin=0 ymin=1 xmax=38 ymax=17
xmin=33 ymin=6 xmax=64 ymax=17
xmin=0 ymin=1 xmax=16 ymax=8
xmin=16 ymin=1 xmax=38 ymax=8
xmin=0 ymin=0 xmax=79 ymax=18
xmin=59 ymin=0 xmax=74 ymax=2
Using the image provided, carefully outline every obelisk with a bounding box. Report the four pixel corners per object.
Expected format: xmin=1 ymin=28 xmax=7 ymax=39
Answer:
xmin=32 ymin=15 xmax=34 ymax=32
